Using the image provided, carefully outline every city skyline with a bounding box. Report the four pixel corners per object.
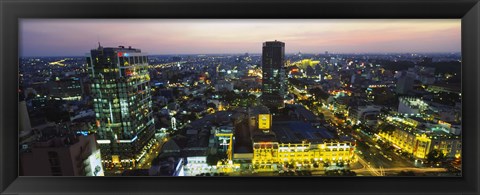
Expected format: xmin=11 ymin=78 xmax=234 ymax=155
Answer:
xmin=19 ymin=43 xmax=462 ymax=176
xmin=20 ymin=19 xmax=461 ymax=57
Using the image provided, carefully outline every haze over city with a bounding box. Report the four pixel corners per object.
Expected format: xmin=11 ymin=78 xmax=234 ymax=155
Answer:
xmin=20 ymin=19 xmax=460 ymax=57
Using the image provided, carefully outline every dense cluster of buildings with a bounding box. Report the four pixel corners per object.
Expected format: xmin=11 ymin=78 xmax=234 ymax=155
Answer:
xmin=377 ymin=97 xmax=461 ymax=159
xmin=18 ymin=40 xmax=462 ymax=176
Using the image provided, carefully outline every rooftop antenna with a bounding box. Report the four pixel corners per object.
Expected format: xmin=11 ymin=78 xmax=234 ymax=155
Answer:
xmin=97 ymin=35 xmax=102 ymax=49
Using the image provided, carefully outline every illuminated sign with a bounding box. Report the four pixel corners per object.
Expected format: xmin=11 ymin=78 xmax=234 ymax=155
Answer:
xmin=368 ymin=84 xmax=387 ymax=88
xmin=112 ymin=155 xmax=120 ymax=164
xmin=87 ymin=150 xmax=104 ymax=176
xmin=220 ymin=139 xmax=229 ymax=146
xmin=97 ymin=140 xmax=111 ymax=144
xmin=76 ymin=131 xmax=89 ymax=136
xmin=117 ymin=136 xmax=138 ymax=143
xmin=258 ymin=114 xmax=271 ymax=130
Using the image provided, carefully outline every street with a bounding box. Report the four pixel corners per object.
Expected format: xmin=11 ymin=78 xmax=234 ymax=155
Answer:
xmin=298 ymin=96 xmax=447 ymax=176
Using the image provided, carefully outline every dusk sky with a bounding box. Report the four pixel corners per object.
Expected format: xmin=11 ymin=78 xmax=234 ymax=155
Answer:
xmin=20 ymin=19 xmax=461 ymax=57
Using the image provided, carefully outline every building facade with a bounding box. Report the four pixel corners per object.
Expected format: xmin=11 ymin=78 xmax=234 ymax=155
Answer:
xmin=398 ymin=97 xmax=429 ymax=114
xmin=250 ymin=112 xmax=355 ymax=170
xmin=21 ymin=134 xmax=103 ymax=176
xmin=261 ymin=41 xmax=286 ymax=110
xmin=349 ymin=105 xmax=382 ymax=126
xmin=252 ymin=141 xmax=355 ymax=169
xmin=378 ymin=128 xmax=461 ymax=159
xmin=47 ymin=76 xmax=84 ymax=101
xmin=86 ymin=46 xmax=156 ymax=168
xmin=395 ymin=72 xmax=414 ymax=94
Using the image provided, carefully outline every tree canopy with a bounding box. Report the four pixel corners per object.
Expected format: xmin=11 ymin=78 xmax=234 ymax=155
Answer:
xmin=377 ymin=123 xmax=397 ymax=133
xmin=427 ymin=149 xmax=446 ymax=164
xmin=309 ymin=88 xmax=330 ymax=101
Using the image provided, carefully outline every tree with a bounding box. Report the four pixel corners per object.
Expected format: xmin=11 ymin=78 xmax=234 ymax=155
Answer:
xmin=427 ymin=149 xmax=445 ymax=164
xmin=334 ymin=112 xmax=346 ymax=120
xmin=187 ymin=112 xmax=198 ymax=121
xmin=377 ymin=123 xmax=396 ymax=134
xmin=206 ymin=102 xmax=217 ymax=110
xmin=309 ymin=88 xmax=330 ymax=101
xmin=206 ymin=152 xmax=228 ymax=165
xmin=326 ymin=170 xmax=356 ymax=176
xmin=317 ymin=113 xmax=325 ymax=120
xmin=204 ymin=87 xmax=215 ymax=97
xmin=337 ymin=162 xmax=345 ymax=167
xmin=219 ymin=91 xmax=238 ymax=102
xmin=342 ymin=170 xmax=357 ymax=176
xmin=247 ymin=94 xmax=258 ymax=106
xmin=323 ymin=162 xmax=330 ymax=168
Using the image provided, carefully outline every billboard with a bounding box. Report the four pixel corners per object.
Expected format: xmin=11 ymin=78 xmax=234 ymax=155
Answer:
xmin=87 ymin=150 xmax=105 ymax=176
xmin=258 ymin=114 xmax=271 ymax=130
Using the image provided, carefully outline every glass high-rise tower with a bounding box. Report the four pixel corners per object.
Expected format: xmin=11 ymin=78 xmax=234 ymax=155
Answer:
xmin=261 ymin=40 xmax=286 ymax=110
xmin=86 ymin=45 xmax=155 ymax=168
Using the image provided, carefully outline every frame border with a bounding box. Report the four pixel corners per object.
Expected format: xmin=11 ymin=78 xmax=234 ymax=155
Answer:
xmin=1 ymin=0 xmax=479 ymax=194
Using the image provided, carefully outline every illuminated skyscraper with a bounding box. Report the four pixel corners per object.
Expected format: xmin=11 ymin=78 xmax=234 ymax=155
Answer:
xmin=261 ymin=40 xmax=286 ymax=110
xmin=86 ymin=45 xmax=155 ymax=168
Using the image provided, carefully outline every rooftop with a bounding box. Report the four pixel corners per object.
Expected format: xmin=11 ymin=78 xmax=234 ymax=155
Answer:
xmin=271 ymin=121 xmax=335 ymax=144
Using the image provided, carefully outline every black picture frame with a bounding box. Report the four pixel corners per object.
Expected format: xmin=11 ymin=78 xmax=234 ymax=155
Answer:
xmin=1 ymin=0 xmax=479 ymax=194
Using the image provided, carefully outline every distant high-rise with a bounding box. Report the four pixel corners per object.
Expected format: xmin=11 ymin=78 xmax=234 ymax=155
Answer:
xmin=261 ymin=41 xmax=286 ymax=110
xmin=86 ymin=45 xmax=155 ymax=168
xmin=396 ymin=72 xmax=414 ymax=94
xmin=351 ymin=74 xmax=356 ymax=84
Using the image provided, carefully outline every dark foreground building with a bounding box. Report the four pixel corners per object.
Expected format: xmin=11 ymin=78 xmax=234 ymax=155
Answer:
xmin=21 ymin=134 xmax=103 ymax=176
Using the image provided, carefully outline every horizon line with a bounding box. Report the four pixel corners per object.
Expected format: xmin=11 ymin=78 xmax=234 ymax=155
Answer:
xmin=20 ymin=51 xmax=462 ymax=58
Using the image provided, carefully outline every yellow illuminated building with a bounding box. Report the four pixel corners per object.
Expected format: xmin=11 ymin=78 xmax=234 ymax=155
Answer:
xmin=250 ymin=109 xmax=355 ymax=170
xmin=252 ymin=142 xmax=279 ymax=166
xmin=252 ymin=141 xmax=355 ymax=168
xmin=378 ymin=129 xmax=461 ymax=159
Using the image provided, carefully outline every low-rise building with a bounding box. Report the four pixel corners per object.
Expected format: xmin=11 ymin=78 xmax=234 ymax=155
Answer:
xmin=377 ymin=115 xmax=461 ymax=160
xmin=349 ymin=105 xmax=382 ymax=126
xmin=215 ymin=79 xmax=234 ymax=92
xmin=398 ymin=97 xmax=429 ymax=114
xmin=250 ymin=111 xmax=355 ymax=170
xmin=48 ymin=76 xmax=84 ymax=101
